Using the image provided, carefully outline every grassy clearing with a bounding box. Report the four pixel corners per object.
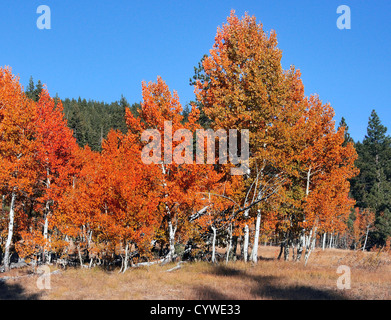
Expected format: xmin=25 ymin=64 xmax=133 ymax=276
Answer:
xmin=1 ymin=246 xmax=390 ymax=300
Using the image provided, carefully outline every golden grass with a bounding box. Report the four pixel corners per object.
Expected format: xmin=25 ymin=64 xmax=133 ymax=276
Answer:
xmin=1 ymin=246 xmax=390 ymax=300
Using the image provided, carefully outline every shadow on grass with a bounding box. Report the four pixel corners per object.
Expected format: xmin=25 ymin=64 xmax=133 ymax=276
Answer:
xmin=195 ymin=265 xmax=349 ymax=300
xmin=258 ymin=256 xmax=275 ymax=262
xmin=0 ymin=281 xmax=42 ymax=300
xmin=195 ymin=286 xmax=232 ymax=300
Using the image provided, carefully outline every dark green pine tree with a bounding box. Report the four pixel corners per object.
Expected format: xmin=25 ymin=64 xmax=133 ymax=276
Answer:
xmin=375 ymin=208 xmax=391 ymax=246
xmin=25 ymin=76 xmax=43 ymax=102
xmin=25 ymin=76 xmax=36 ymax=100
xmin=181 ymin=104 xmax=191 ymax=124
xmin=351 ymin=110 xmax=391 ymax=246
xmin=113 ymin=95 xmax=131 ymax=133
xmin=34 ymin=80 xmax=43 ymax=101
xmin=189 ymin=54 xmax=212 ymax=128
xmin=67 ymin=101 xmax=87 ymax=147
xmin=338 ymin=117 xmax=354 ymax=146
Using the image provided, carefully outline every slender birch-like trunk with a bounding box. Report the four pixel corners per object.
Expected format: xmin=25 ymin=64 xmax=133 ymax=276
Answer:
xmin=3 ymin=193 xmax=16 ymax=272
xmin=123 ymin=243 xmax=129 ymax=273
xmin=168 ymin=217 xmax=176 ymax=261
xmin=306 ymin=167 xmax=311 ymax=197
xmin=304 ymin=227 xmax=317 ymax=266
xmin=161 ymin=164 xmax=177 ymax=262
xmin=297 ymin=166 xmax=312 ymax=262
xmin=43 ymin=200 xmax=50 ymax=263
xmin=303 ymin=228 xmax=313 ymax=264
xmin=43 ymin=168 xmax=52 ymax=263
xmin=211 ymin=226 xmax=217 ymax=263
xmin=77 ymin=244 xmax=83 ymax=268
xmin=226 ymin=223 xmax=233 ymax=264
xmin=43 ymin=208 xmax=49 ymax=240
xmin=322 ymin=233 xmax=327 ymax=250
xmin=251 ymin=210 xmax=261 ymax=263
xmin=363 ymin=226 xmax=369 ymax=251
xmin=243 ymin=209 xmax=250 ymax=262
xmin=242 ymin=164 xmax=253 ymax=263
xmin=328 ymin=232 xmax=333 ymax=249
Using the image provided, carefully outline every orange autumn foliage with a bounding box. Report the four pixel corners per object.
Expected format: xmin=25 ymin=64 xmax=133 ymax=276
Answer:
xmin=0 ymin=11 xmax=361 ymax=267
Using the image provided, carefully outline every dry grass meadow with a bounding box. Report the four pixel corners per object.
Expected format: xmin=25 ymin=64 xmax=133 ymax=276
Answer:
xmin=1 ymin=246 xmax=390 ymax=300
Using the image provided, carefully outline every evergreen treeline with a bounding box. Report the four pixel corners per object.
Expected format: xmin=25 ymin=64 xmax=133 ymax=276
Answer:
xmin=62 ymin=96 xmax=139 ymax=151
xmin=26 ymin=77 xmax=140 ymax=151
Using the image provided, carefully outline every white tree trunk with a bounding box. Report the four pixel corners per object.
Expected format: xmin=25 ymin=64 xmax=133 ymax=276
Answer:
xmin=303 ymin=229 xmax=313 ymax=264
xmin=297 ymin=167 xmax=312 ymax=262
xmin=161 ymin=164 xmax=177 ymax=263
xmin=123 ymin=243 xmax=129 ymax=273
xmin=363 ymin=227 xmax=369 ymax=251
xmin=243 ymin=208 xmax=250 ymax=262
xmin=306 ymin=167 xmax=311 ymax=196
xmin=168 ymin=218 xmax=176 ymax=261
xmin=77 ymin=244 xmax=84 ymax=268
xmin=3 ymin=193 xmax=16 ymax=272
xmin=226 ymin=224 xmax=233 ymax=264
xmin=243 ymin=223 xmax=249 ymax=262
xmin=304 ymin=227 xmax=317 ymax=266
xmin=43 ymin=200 xmax=50 ymax=263
xmin=43 ymin=168 xmax=51 ymax=263
xmin=211 ymin=226 xmax=217 ymax=263
xmin=43 ymin=212 xmax=49 ymax=240
xmin=328 ymin=232 xmax=333 ymax=249
xmin=322 ymin=233 xmax=327 ymax=250
xmin=251 ymin=210 xmax=261 ymax=263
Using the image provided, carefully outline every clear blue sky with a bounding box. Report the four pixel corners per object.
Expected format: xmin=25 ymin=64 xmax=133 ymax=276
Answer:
xmin=0 ymin=0 xmax=390 ymax=142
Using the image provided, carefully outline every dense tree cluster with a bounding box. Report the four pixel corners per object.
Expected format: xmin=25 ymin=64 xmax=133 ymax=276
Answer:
xmin=0 ymin=12 xmax=389 ymax=272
